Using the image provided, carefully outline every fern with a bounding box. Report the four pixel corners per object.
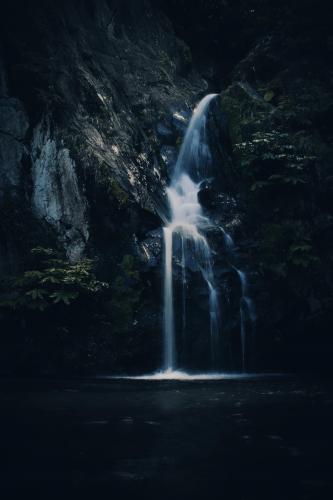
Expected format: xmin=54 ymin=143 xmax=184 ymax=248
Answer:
xmin=50 ymin=291 xmax=79 ymax=305
xmin=0 ymin=247 xmax=108 ymax=312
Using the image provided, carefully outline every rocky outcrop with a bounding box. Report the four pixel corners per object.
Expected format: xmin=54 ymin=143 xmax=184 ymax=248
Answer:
xmin=31 ymin=116 xmax=89 ymax=261
xmin=0 ymin=0 xmax=208 ymax=261
xmin=220 ymin=28 xmax=333 ymax=370
xmin=0 ymin=64 xmax=29 ymax=201
xmin=0 ymin=56 xmax=30 ymax=274
xmin=0 ymin=0 xmax=213 ymax=373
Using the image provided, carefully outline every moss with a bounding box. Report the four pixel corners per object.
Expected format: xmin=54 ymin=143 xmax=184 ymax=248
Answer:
xmin=264 ymin=90 xmax=275 ymax=102
xmin=98 ymin=162 xmax=129 ymax=207
xmin=108 ymin=178 xmax=129 ymax=206
xmin=221 ymin=85 xmax=268 ymax=145
xmin=121 ymin=254 xmax=139 ymax=279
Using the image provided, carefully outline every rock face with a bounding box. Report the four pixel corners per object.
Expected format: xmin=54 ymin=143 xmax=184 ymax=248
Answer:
xmin=0 ymin=55 xmax=30 ymax=274
xmin=219 ymin=29 xmax=333 ymax=371
xmin=0 ymin=0 xmax=332 ymax=374
xmin=0 ymin=0 xmax=213 ymax=373
xmin=0 ymin=97 xmax=28 ymax=199
xmin=31 ymin=116 xmax=89 ymax=261
xmin=0 ymin=0 xmax=206 ymax=256
xmin=0 ymin=62 xmax=29 ymax=198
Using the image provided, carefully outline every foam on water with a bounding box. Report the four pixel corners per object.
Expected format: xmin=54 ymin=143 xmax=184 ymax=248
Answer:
xmin=108 ymin=370 xmax=282 ymax=381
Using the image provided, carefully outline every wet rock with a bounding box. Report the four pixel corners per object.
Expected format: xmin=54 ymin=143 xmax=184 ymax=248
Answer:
xmin=0 ymin=134 xmax=26 ymax=198
xmin=198 ymin=179 xmax=219 ymax=208
xmin=31 ymin=116 xmax=89 ymax=261
xmin=136 ymin=229 xmax=163 ymax=267
xmin=156 ymin=122 xmax=174 ymax=144
xmin=0 ymin=93 xmax=29 ymax=200
xmin=0 ymin=97 xmax=29 ymax=139
xmin=0 ymin=0 xmax=207 ymax=258
xmin=171 ymin=109 xmax=191 ymax=134
xmin=160 ymin=145 xmax=177 ymax=174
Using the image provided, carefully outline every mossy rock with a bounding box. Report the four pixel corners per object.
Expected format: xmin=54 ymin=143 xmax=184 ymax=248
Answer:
xmin=108 ymin=178 xmax=129 ymax=206
xmin=264 ymin=90 xmax=275 ymax=102
xmin=221 ymin=83 xmax=269 ymax=145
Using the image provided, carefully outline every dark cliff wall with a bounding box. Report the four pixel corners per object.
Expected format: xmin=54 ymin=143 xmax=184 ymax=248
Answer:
xmin=0 ymin=0 xmax=215 ymax=374
xmin=0 ymin=0 xmax=205 ymax=261
xmin=162 ymin=0 xmax=333 ymax=371
xmin=0 ymin=0 xmax=332 ymax=374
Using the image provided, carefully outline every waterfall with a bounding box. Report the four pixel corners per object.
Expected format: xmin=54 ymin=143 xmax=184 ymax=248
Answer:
xmin=162 ymin=93 xmax=255 ymax=373
xmin=163 ymin=227 xmax=175 ymax=370
xmin=163 ymin=94 xmax=219 ymax=372
xmin=174 ymin=94 xmax=217 ymax=180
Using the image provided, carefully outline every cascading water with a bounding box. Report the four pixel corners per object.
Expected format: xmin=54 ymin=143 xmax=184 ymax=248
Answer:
xmin=163 ymin=94 xmax=219 ymax=372
xmin=163 ymin=227 xmax=175 ymax=370
xmin=235 ymin=269 xmax=256 ymax=370
xmin=162 ymin=93 xmax=255 ymax=374
xmin=220 ymin=227 xmax=256 ymax=371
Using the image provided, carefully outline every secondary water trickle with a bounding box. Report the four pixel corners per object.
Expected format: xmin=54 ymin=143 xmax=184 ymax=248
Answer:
xmin=220 ymin=227 xmax=256 ymax=371
xmin=235 ymin=268 xmax=256 ymax=370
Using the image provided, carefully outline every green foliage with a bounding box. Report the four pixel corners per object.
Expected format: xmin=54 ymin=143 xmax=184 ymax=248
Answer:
xmin=98 ymin=162 xmax=129 ymax=207
xmin=250 ymin=180 xmax=270 ymax=191
xmin=287 ymin=243 xmax=320 ymax=268
xmin=258 ymin=223 xmax=320 ymax=277
xmin=264 ymin=90 xmax=275 ymax=102
xmin=251 ymin=173 xmax=307 ymax=191
xmin=0 ymin=247 xmax=108 ymax=312
xmin=121 ymin=254 xmax=139 ymax=280
xmin=258 ymin=223 xmax=289 ymax=276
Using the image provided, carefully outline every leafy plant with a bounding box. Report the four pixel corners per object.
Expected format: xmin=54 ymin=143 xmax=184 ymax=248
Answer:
xmin=251 ymin=173 xmax=306 ymax=191
xmin=0 ymin=247 xmax=108 ymax=312
xmin=287 ymin=243 xmax=320 ymax=268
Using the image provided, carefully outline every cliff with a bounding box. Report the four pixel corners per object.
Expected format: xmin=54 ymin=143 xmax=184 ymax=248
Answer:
xmin=0 ymin=0 xmax=332 ymax=374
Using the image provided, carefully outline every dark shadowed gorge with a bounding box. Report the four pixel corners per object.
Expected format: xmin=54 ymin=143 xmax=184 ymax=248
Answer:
xmin=0 ymin=2 xmax=333 ymax=498
xmin=1 ymin=0 xmax=332 ymax=375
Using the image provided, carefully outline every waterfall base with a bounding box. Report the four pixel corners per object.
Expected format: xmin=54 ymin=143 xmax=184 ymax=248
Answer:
xmin=109 ymin=371 xmax=283 ymax=381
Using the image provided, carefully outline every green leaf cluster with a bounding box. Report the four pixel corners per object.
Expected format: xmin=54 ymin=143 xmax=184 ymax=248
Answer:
xmin=251 ymin=173 xmax=307 ymax=192
xmin=258 ymin=223 xmax=320 ymax=277
xmin=287 ymin=243 xmax=320 ymax=268
xmin=0 ymin=247 xmax=108 ymax=311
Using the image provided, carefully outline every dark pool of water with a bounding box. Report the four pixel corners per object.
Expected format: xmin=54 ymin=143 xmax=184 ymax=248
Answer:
xmin=0 ymin=376 xmax=332 ymax=499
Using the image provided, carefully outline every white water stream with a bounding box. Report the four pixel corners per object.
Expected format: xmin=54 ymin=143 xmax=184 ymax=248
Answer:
xmin=163 ymin=94 xmax=219 ymax=371
xmin=162 ymin=94 xmax=254 ymax=374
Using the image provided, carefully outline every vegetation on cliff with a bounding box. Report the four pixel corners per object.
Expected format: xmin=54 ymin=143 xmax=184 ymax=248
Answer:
xmin=0 ymin=0 xmax=332 ymax=373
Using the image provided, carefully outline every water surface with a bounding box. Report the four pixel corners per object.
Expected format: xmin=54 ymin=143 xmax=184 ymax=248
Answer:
xmin=0 ymin=376 xmax=332 ymax=499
